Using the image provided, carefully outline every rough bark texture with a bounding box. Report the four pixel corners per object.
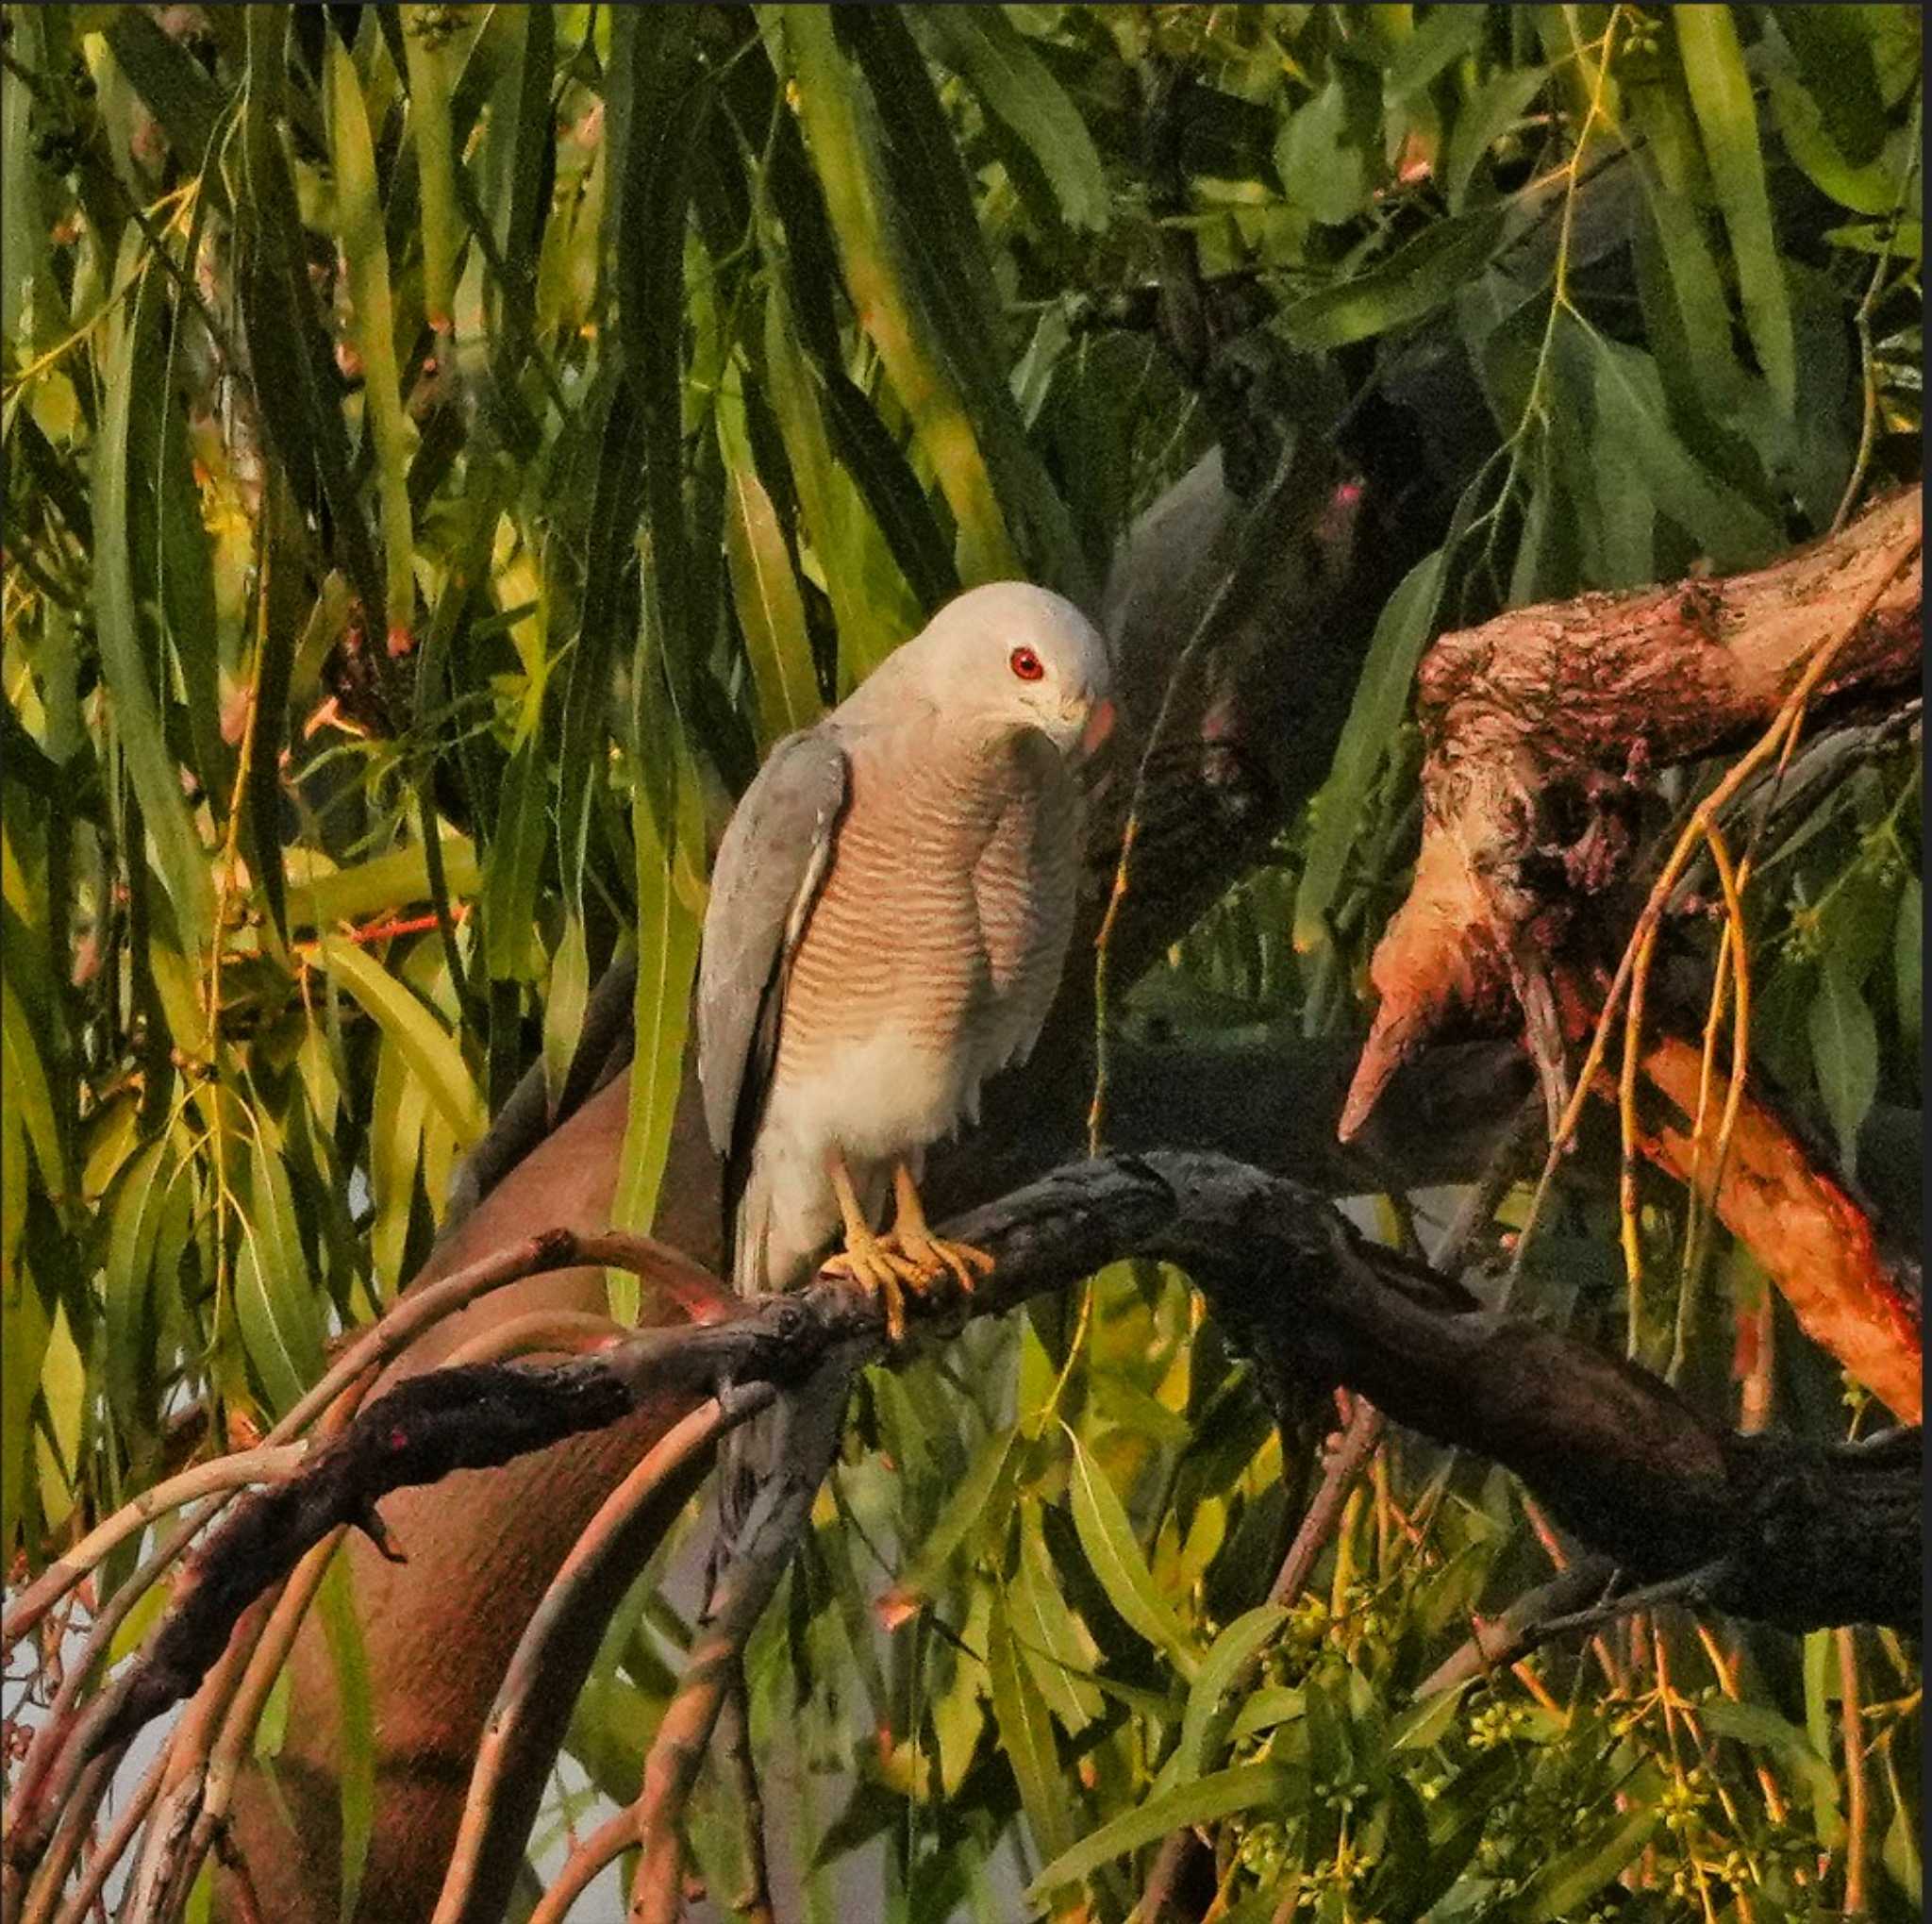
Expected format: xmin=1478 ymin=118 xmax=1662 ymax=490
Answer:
xmin=54 ymin=1153 xmax=1923 ymax=1846
xmin=1341 ymin=484 xmax=1924 ymax=1137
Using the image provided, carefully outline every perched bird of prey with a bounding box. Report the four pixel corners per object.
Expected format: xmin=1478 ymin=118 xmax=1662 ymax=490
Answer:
xmin=697 ymin=581 xmax=1115 ymax=1336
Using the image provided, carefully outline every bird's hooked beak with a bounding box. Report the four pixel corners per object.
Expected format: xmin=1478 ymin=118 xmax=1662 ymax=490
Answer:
xmin=1078 ymin=695 xmax=1117 ymax=760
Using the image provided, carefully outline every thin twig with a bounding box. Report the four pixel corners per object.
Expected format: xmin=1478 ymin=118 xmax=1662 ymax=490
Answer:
xmin=528 ymin=1807 xmax=641 ymax=1924
xmin=45 ymin=1749 xmax=166 ymax=1924
xmin=1831 ymin=93 xmax=1923 ymax=538
xmin=715 ymin=1670 xmax=775 ymax=1924
xmin=4 ymin=1447 xmax=311 ymax=1653
xmin=1838 ymin=1627 xmax=1870 ymax=1917
xmin=432 ymin=1395 xmax=765 ymax=1924
xmin=1271 ymin=1402 xmax=1385 ymax=1607
xmin=629 ymin=1368 xmax=852 ymax=1924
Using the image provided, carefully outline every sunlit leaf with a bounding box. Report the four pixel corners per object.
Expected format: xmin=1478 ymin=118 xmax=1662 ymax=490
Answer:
xmin=1674 ymin=3 xmax=1796 ymax=418
xmin=1027 ymin=1762 xmax=1302 ymax=1898
xmin=1064 ymin=1423 xmax=1197 ymax=1679
xmin=316 ymin=1546 xmax=375 ymax=1924
xmin=989 ymin=1589 xmax=1077 ymax=1873
xmin=915 ymin=7 xmax=1110 ymax=233
xmin=314 ymin=937 xmax=488 ymax=1147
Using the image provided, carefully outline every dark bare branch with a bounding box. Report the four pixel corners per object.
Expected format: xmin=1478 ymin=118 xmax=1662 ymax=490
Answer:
xmin=16 ymin=1153 xmax=1916 ymax=1903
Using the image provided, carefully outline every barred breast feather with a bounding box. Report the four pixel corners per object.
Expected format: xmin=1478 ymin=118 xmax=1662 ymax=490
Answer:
xmin=730 ymin=713 xmax=1080 ymax=1293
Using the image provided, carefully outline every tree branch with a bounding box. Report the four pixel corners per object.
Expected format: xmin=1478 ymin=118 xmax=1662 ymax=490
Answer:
xmin=1344 ymin=483 xmax=1923 ymax=1139
xmin=20 ymin=1154 xmax=1917 ymax=1905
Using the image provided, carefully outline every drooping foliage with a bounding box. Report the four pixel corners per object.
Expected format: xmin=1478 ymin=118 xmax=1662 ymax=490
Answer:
xmin=1 ymin=6 xmax=1921 ymax=1918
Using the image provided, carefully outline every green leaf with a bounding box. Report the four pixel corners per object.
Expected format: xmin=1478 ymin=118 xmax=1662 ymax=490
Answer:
xmin=557 ymin=382 xmax=642 ymax=909
xmin=1064 ymin=1424 xmax=1197 ymax=1679
xmin=102 ymin=1136 xmax=175 ymax=1447
xmin=1808 ymin=957 xmax=1879 ymax=1177
xmin=541 ymin=914 xmax=591 ymax=1115
xmin=758 ymin=93 xmax=960 ymax=612
xmin=1895 ymin=879 xmax=1921 ymax=1056
xmin=1385 ymin=5 xmax=1490 ymax=106
xmin=481 ymin=733 xmax=551 ymax=984
xmin=0 ymin=974 xmax=68 ymax=1204
xmin=95 ymin=232 xmax=215 ymax=952
xmin=235 ymin=1132 xmax=326 ymax=1417
xmin=155 ymin=343 xmax=233 ymax=838
xmin=1 ymin=55 xmax=42 ymax=343
xmin=400 ymin=5 xmax=460 ymax=333
xmin=1883 ymin=1753 xmax=1922 ymax=1903
xmin=1824 ymin=217 xmax=1923 ymax=262
xmin=1443 ymin=65 xmax=1548 ymax=212
xmin=914 ymin=7 xmax=1111 ymax=232
xmin=608 ymin=762 xmax=705 ymax=1313
xmin=1506 ymin=1781 xmax=1661 ymax=1921
xmin=779 ymin=7 xmax=1027 ymax=588
xmin=989 ymin=1590 xmax=1078 ymax=1873
xmin=1700 ymin=1698 xmax=1842 ymax=1810
xmin=763 ymin=277 xmax=923 ymax=685
xmin=1772 ymin=7 xmax=1889 ymax=165
xmin=1174 ymin=1605 xmax=1287 ymax=1782
xmin=718 ymin=376 xmax=823 ymax=751
xmin=314 ymin=937 xmax=488 ymax=1147
xmin=1294 ymin=544 xmax=1446 ymax=951
xmin=1026 ymin=1762 xmax=1301 ymax=1898
xmin=1560 ymin=316 xmax=1781 ymax=567
xmin=1229 ymin=1686 xmax=1306 ymax=1743
xmin=325 ymin=32 xmax=418 ymax=649
xmin=103 ymin=8 xmax=225 ymax=189
xmin=1276 ymin=72 xmax=1377 ymax=227
xmin=1281 ymin=205 xmax=1510 ymax=349
xmin=315 ymin=1548 xmax=375 ymax=1924
xmin=1 ymin=1248 xmax=52 ymax=1564
xmin=881 ymin=1424 xmax=1020 ymax=1623
xmin=369 ymin=1037 xmax=430 ymax=1299
xmin=1675 ymin=3 xmax=1795 ymax=417
xmin=1010 ymin=1502 xmax=1106 ymax=1732
xmin=282 ymin=835 xmax=482 ymax=931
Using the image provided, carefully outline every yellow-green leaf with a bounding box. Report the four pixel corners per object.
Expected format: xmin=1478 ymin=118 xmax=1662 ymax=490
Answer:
xmin=1064 ymin=1424 xmax=1198 ymax=1680
xmin=1675 ymin=3 xmax=1796 ymax=416
xmin=313 ymin=937 xmax=488 ymax=1146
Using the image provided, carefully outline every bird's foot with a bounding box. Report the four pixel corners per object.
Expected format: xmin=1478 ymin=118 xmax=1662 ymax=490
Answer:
xmin=885 ymin=1227 xmax=994 ymax=1300
xmin=821 ymin=1231 xmax=930 ymax=1343
xmin=821 ymin=1230 xmax=993 ymax=1340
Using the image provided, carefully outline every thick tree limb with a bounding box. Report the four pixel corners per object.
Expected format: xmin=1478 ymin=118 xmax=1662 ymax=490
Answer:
xmin=1343 ymin=484 xmax=1923 ymax=1141
xmin=23 ymin=1151 xmax=1916 ymax=1905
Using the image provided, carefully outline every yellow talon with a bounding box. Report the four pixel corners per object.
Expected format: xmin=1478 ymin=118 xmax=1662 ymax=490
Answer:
xmin=823 ymin=1154 xmax=994 ymax=1339
xmin=886 ymin=1162 xmax=994 ymax=1296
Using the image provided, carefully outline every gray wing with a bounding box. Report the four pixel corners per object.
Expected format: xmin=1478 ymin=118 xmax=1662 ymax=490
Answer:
xmin=695 ymin=727 xmax=849 ymax=1168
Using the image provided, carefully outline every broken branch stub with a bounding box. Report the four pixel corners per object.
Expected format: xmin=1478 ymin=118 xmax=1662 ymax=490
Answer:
xmin=1341 ymin=485 xmax=1924 ymax=1141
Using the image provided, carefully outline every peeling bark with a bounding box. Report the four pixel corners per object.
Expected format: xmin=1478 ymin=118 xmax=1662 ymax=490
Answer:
xmin=1342 ymin=485 xmax=1923 ymax=1138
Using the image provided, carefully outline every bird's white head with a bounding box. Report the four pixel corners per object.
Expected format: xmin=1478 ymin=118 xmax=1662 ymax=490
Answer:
xmin=883 ymin=581 xmax=1116 ymax=758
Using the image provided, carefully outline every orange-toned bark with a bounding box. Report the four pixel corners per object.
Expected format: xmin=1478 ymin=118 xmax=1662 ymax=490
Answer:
xmin=1342 ymin=486 xmax=1923 ymax=1139
xmin=1637 ymin=1031 xmax=1920 ymax=1424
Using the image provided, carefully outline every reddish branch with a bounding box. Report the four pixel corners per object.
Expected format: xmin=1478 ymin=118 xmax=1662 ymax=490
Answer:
xmin=10 ymin=1154 xmax=1918 ymax=1910
xmin=1610 ymin=1025 xmax=1921 ymax=1423
xmin=1342 ymin=485 xmax=1923 ymax=1141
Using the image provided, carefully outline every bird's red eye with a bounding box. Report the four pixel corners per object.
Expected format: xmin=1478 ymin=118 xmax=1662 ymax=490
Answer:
xmin=1008 ymin=645 xmax=1044 ymax=682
